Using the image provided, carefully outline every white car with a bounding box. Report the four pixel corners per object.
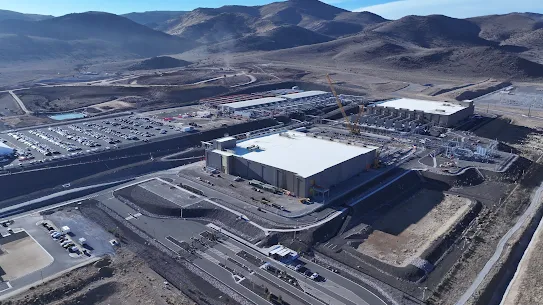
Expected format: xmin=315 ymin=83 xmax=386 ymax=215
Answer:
xmin=309 ymin=273 xmax=319 ymax=280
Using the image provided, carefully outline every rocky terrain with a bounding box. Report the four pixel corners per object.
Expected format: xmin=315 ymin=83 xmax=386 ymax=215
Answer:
xmin=1 ymin=1 xmax=543 ymax=83
xmin=3 ymin=249 xmax=195 ymax=305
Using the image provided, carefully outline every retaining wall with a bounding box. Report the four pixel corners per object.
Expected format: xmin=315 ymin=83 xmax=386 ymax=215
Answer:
xmin=0 ymin=119 xmax=278 ymax=203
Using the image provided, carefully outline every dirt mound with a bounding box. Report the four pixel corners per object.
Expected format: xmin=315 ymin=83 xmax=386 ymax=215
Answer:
xmin=93 ymin=257 xmax=112 ymax=268
xmin=98 ymin=266 xmax=115 ymax=278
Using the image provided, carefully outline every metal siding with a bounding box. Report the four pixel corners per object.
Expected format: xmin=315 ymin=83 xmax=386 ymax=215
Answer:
xmin=262 ymin=164 xmax=276 ymax=185
xmin=206 ymin=151 xmax=223 ymax=171
xmin=248 ymin=161 xmax=263 ymax=180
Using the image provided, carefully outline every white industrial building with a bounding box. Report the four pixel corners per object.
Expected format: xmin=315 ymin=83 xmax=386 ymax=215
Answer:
xmin=278 ymin=90 xmax=329 ymax=100
xmin=0 ymin=142 xmax=14 ymax=157
xmin=205 ymin=131 xmax=377 ymax=198
xmin=365 ymin=98 xmax=474 ymax=128
xmin=220 ymin=97 xmax=286 ymax=112
xmin=220 ymin=90 xmax=331 ymax=113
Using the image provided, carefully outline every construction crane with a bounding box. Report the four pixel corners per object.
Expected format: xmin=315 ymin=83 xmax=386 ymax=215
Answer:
xmin=326 ymin=74 xmax=362 ymax=135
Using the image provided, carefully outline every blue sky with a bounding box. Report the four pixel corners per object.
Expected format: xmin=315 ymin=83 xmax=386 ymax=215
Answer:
xmin=1 ymin=0 xmax=542 ymax=19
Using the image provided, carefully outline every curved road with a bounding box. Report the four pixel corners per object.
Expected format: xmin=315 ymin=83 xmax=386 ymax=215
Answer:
xmin=8 ymin=90 xmax=32 ymax=114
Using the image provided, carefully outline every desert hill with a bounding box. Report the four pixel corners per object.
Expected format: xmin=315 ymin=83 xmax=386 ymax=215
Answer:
xmin=0 ymin=9 xmax=52 ymax=21
xmin=122 ymin=11 xmax=187 ymax=28
xmin=0 ymin=12 xmax=197 ymax=61
xmin=159 ymin=0 xmax=386 ymax=44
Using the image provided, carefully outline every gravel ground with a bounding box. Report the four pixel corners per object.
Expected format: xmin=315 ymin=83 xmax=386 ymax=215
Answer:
xmin=357 ymin=190 xmax=472 ymax=267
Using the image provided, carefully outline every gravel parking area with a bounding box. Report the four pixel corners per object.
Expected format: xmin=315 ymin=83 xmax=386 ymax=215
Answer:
xmin=475 ymin=85 xmax=543 ymax=111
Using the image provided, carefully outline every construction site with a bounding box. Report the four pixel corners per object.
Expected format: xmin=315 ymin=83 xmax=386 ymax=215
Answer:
xmin=0 ymin=74 xmax=542 ymax=305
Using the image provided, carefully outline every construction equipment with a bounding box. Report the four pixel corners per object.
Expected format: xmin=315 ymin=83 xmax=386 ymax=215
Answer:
xmin=326 ymin=74 xmax=362 ymax=135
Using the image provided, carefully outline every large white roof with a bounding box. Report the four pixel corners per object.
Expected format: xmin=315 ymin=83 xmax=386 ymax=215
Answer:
xmin=279 ymin=91 xmax=329 ymax=100
xmin=222 ymin=97 xmax=285 ymax=110
xmin=377 ymin=98 xmax=467 ymax=115
xmin=223 ymin=131 xmax=376 ymax=178
xmin=0 ymin=142 xmax=14 ymax=156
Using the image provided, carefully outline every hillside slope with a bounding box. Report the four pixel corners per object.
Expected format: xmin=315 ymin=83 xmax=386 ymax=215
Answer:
xmin=122 ymin=11 xmax=187 ymax=28
xmin=261 ymin=13 xmax=543 ymax=79
xmin=0 ymin=9 xmax=52 ymax=21
xmin=0 ymin=12 xmax=197 ymax=61
xmin=160 ymin=0 xmax=386 ymax=48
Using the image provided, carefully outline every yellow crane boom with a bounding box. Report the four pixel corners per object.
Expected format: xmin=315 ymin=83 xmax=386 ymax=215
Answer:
xmin=326 ymin=74 xmax=361 ymax=135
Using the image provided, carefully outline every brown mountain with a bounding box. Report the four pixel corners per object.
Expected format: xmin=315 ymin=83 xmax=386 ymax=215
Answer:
xmin=0 ymin=12 xmax=197 ymax=62
xmin=469 ymin=13 xmax=543 ymax=42
xmin=122 ymin=11 xmax=187 ymax=28
xmin=0 ymin=9 xmax=52 ymax=21
xmin=262 ymin=13 xmax=543 ymax=79
xmin=160 ymin=0 xmax=387 ymax=47
xmin=208 ymin=25 xmax=334 ymax=52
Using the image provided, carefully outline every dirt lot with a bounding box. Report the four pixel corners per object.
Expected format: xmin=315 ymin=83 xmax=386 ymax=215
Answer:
xmin=3 ymin=249 xmax=195 ymax=305
xmin=0 ymin=234 xmax=53 ymax=281
xmin=17 ymin=86 xmax=150 ymax=113
xmin=16 ymin=85 xmax=229 ymax=114
xmin=0 ymin=115 xmax=54 ymax=130
xmin=474 ymin=115 xmax=543 ymax=159
xmin=87 ymin=100 xmax=135 ymax=113
xmin=357 ymin=190 xmax=472 ymax=266
xmin=501 ymin=218 xmax=543 ymax=305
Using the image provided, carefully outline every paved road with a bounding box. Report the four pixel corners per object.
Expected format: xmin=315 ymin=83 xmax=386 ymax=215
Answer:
xmin=222 ymin=234 xmax=387 ymax=305
xmin=0 ymin=178 xmax=135 ymax=217
xmin=97 ymin=180 xmax=389 ymax=305
xmin=455 ymin=178 xmax=543 ymax=305
xmin=230 ymin=73 xmax=257 ymax=88
xmin=8 ymin=91 xmax=31 ymax=114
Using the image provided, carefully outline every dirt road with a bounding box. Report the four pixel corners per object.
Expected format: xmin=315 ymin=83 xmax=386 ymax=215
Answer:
xmin=8 ymin=91 xmax=31 ymax=114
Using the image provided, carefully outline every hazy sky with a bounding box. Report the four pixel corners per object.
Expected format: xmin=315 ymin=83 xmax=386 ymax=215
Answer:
xmin=1 ymin=0 xmax=542 ymax=19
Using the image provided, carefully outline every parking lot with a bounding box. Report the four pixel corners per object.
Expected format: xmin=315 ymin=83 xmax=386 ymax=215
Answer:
xmin=0 ymin=209 xmax=107 ymax=297
xmin=0 ymin=113 xmax=201 ymax=168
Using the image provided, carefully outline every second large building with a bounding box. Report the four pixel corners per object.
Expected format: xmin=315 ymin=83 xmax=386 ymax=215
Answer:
xmin=205 ymin=131 xmax=377 ymax=198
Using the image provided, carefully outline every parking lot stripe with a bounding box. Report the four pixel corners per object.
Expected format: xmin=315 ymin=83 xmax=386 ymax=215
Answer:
xmin=198 ymin=251 xmax=221 ymax=265
xmin=0 ymin=282 xmax=12 ymax=293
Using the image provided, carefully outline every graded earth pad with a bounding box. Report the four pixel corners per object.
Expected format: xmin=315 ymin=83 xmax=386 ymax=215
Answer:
xmin=0 ymin=232 xmax=53 ymax=281
xmin=357 ymin=190 xmax=472 ymax=266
